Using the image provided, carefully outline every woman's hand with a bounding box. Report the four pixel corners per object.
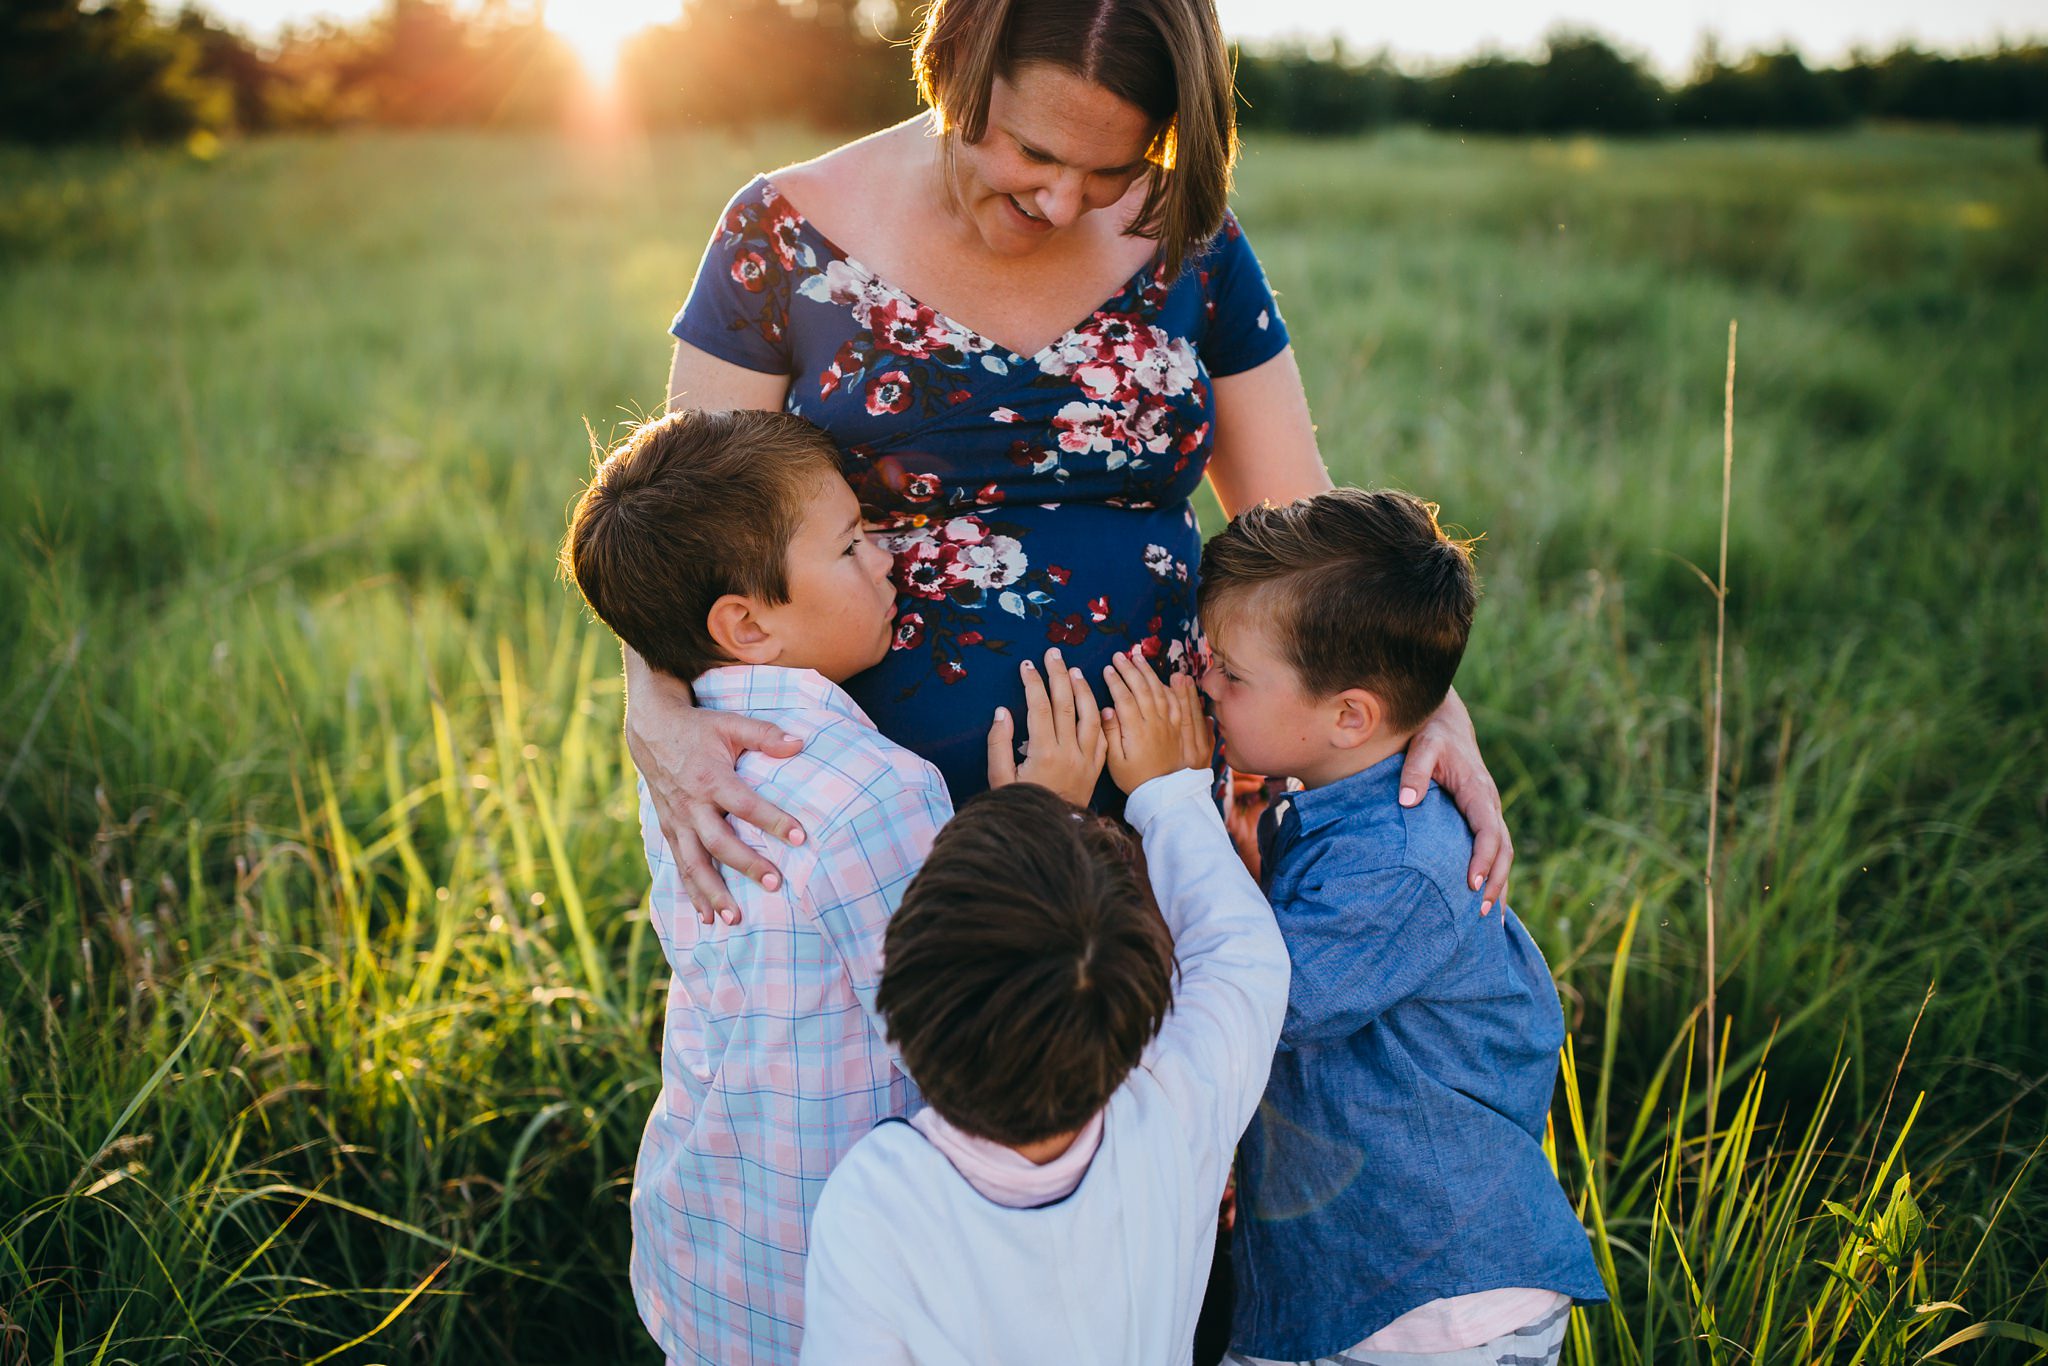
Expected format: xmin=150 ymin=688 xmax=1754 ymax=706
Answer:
xmin=625 ymin=651 xmax=805 ymax=926
xmin=1101 ymin=651 xmax=1205 ymax=794
xmin=1398 ymin=685 xmax=1513 ymax=914
xmin=986 ymin=649 xmax=1106 ymax=807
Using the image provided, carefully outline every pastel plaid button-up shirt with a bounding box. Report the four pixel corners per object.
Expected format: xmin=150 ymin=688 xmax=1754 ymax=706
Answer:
xmin=629 ymin=666 xmax=953 ymax=1366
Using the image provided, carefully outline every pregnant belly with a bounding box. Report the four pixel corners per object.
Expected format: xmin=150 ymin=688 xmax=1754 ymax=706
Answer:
xmin=845 ymin=501 xmax=1204 ymax=804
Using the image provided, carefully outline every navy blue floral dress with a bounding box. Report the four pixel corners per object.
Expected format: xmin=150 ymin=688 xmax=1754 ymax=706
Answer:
xmin=672 ymin=176 xmax=1291 ymax=802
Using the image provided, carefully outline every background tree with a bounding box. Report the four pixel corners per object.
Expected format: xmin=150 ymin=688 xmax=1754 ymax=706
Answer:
xmin=0 ymin=0 xmax=229 ymax=143
xmin=1233 ymin=42 xmax=1411 ymax=135
xmin=1675 ymin=50 xmax=1854 ymax=129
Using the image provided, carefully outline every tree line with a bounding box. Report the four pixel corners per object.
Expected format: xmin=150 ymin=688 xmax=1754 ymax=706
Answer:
xmin=3 ymin=0 xmax=2044 ymax=148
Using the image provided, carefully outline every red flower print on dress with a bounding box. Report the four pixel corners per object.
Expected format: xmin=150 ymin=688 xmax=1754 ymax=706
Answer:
xmin=893 ymin=612 xmax=926 ymax=650
xmin=1048 ymin=615 xmax=1089 ymax=646
xmin=957 ymin=630 xmax=984 ymax=646
xmin=820 ymin=339 xmax=863 ymax=399
xmin=731 ymin=250 xmax=771 ymax=293
xmin=898 ymin=537 xmax=966 ymax=600
xmin=866 ymin=370 xmax=913 ymax=417
xmin=1088 ymin=596 xmax=1110 ymax=623
xmin=1046 ymin=565 xmax=1072 ymax=586
xmin=1007 ymin=440 xmax=1058 ymax=475
xmin=763 ymin=195 xmax=805 ymax=270
xmin=868 ymin=295 xmax=945 ymax=359
xmin=903 ymin=472 xmax=940 ymax=502
xmin=976 ymin=483 xmax=1006 ymax=504
xmin=938 ymin=660 xmax=968 ymax=684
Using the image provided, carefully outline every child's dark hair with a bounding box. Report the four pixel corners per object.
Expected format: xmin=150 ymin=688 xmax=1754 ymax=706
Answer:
xmin=1197 ymin=488 xmax=1479 ymax=731
xmin=562 ymin=409 xmax=842 ymax=683
xmin=877 ymin=783 xmax=1177 ymax=1146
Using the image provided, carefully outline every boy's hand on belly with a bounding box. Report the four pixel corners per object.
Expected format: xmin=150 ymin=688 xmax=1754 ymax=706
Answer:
xmin=986 ymin=649 xmax=1107 ymax=807
xmin=1102 ymin=652 xmax=1205 ymax=794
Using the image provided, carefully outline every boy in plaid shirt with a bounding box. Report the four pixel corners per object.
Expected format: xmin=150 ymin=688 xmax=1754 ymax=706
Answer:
xmin=564 ymin=408 xmax=1102 ymax=1366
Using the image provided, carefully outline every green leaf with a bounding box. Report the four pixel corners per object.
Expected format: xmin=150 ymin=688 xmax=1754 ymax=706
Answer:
xmin=1917 ymin=1320 xmax=2048 ymax=1361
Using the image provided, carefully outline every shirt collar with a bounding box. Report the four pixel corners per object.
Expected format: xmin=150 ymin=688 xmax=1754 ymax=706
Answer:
xmin=1282 ymin=749 xmax=1411 ymax=839
xmin=691 ymin=665 xmax=875 ymax=727
xmin=909 ymin=1107 xmax=1105 ymax=1209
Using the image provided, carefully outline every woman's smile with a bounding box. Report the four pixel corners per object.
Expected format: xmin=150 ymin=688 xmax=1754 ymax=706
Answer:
xmin=1004 ymin=193 xmax=1053 ymax=230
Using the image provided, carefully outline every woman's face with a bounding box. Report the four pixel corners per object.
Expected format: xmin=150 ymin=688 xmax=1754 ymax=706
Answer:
xmin=949 ymin=61 xmax=1161 ymax=257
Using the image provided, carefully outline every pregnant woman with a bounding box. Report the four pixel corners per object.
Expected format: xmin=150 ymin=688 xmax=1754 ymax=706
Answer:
xmin=628 ymin=0 xmax=1514 ymax=922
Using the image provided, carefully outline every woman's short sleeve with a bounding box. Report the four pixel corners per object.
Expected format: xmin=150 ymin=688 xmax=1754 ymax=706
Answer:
xmin=669 ymin=178 xmax=797 ymax=376
xmin=1195 ymin=211 xmax=1292 ymax=379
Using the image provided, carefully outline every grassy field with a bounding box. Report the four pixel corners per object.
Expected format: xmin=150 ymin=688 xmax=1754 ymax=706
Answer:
xmin=2 ymin=124 xmax=2045 ymax=1363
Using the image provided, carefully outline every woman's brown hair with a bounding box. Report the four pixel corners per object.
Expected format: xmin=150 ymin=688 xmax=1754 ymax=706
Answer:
xmin=877 ymin=782 xmax=1178 ymax=1146
xmin=912 ymin=0 xmax=1238 ymax=282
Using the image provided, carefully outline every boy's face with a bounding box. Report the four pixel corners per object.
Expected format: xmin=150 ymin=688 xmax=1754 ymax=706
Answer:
xmin=748 ymin=473 xmax=899 ymax=683
xmin=1200 ymin=600 xmax=1382 ymax=789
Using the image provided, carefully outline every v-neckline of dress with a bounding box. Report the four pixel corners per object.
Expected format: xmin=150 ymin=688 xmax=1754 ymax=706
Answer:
xmin=761 ymin=176 xmax=1167 ymax=367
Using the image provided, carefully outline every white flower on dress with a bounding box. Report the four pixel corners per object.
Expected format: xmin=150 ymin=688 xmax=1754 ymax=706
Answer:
xmin=955 ymin=534 xmax=1026 ymax=591
xmin=1052 ymin=401 xmax=1124 ymax=455
xmin=1129 ymin=338 xmax=1197 ymax=398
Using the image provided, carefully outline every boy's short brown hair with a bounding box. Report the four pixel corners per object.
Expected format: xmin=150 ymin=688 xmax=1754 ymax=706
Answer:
xmin=877 ymin=783 xmax=1177 ymax=1147
xmin=562 ymin=409 xmax=842 ymax=682
xmin=1197 ymin=488 xmax=1479 ymax=731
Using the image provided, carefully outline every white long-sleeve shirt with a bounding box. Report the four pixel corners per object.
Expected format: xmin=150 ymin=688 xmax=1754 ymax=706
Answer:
xmin=798 ymin=768 xmax=1290 ymax=1366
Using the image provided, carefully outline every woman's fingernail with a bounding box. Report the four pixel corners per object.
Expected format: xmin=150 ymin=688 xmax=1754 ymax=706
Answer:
xmin=996 ymin=706 xmax=1010 ymax=722
xmin=1022 ymin=660 xmax=1035 ymax=672
xmin=788 ymin=826 xmax=806 ymax=846
xmin=781 ymin=734 xmax=801 ymax=745
xmin=1400 ymin=786 xmax=1419 ymax=806
xmin=763 ymin=872 xmax=781 ymax=892
xmin=1473 ymin=873 xmax=1485 ymax=890
xmin=1070 ymin=667 xmax=1084 ymax=680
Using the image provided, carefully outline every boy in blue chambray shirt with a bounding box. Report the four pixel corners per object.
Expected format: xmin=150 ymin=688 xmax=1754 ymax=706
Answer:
xmin=1197 ymin=489 xmax=1607 ymax=1366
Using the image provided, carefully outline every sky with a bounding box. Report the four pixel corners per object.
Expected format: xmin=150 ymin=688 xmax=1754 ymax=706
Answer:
xmin=202 ymin=0 xmax=2047 ymax=77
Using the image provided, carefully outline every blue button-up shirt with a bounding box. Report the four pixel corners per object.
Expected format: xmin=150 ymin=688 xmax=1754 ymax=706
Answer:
xmin=1230 ymin=752 xmax=1607 ymax=1361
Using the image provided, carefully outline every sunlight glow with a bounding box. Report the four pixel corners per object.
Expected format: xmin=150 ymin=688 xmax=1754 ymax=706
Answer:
xmin=545 ymin=0 xmax=670 ymax=85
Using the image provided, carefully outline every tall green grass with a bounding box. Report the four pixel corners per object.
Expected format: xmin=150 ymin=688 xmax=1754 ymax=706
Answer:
xmin=3 ymin=126 xmax=2045 ymax=1361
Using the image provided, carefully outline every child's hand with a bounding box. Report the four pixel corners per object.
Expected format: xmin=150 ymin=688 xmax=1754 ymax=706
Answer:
xmin=1175 ymin=672 xmax=1215 ymax=773
xmin=1102 ymin=651 xmax=1204 ymax=794
xmin=986 ymin=648 xmax=1107 ymax=807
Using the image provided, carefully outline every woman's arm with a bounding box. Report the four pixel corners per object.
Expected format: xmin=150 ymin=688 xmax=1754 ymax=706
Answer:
xmin=1205 ymin=346 xmax=1332 ymax=516
xmin=622 ymin=342 xmax=806 ymax=923
xmin=667 ymin=339 xmax=793 ymax=413
xmin=1204 ymin=345 xmax=1516 ymax=911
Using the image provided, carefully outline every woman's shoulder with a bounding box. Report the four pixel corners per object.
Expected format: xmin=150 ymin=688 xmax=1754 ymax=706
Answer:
xmin=762 ymin=118 xmax=927 ymax=226
xmin=1187 ymin=205 xmax=1251 ymax=266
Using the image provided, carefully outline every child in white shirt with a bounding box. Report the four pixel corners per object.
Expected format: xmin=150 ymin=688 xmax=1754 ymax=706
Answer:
xmin=799 ymin=653 xmax=1290 ymax=1365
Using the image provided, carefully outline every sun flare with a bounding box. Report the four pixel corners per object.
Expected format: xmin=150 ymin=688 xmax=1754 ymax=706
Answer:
xmin=545 ymin=0 xmax=669 ymax=84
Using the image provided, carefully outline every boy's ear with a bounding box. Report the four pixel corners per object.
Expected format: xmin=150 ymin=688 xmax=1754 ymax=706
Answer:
xmin=706 ymin=594 xmax=781 ymax=666
xmin=1329 ymin=687 xmax=1384 ymax=750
